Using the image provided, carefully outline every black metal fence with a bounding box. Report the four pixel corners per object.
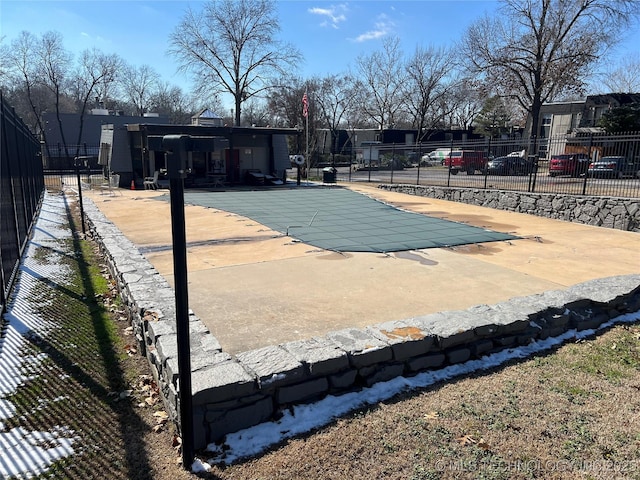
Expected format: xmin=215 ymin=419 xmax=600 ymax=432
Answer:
xmin=1 ymin=91 xmax=44 ymax=313
xmin=43 ymin=143 xmax=101 ymax=173
xmin=335 ymin=132 xmax=640 ymax=199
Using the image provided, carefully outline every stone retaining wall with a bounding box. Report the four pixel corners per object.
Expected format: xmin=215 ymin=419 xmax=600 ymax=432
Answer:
xmin=82 ymin=198 xmax=640 ymax=451
xmin=377 ymin=184 xmax=640 ymax=232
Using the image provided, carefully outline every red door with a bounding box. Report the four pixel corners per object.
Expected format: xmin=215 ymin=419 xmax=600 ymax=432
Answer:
xmin=225 ymin=149 xmax=240 ymax=184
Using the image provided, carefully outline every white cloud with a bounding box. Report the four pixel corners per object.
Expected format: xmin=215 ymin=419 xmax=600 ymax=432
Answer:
xmin=352 ymin=14 xmax=395 ymax=43
xmin=308 ymin=4 xmax=348 ymax=29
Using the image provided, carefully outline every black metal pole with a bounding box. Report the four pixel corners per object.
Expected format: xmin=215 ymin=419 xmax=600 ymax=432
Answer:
xmin=169 ymin=175 xmax=195 ymax=469
xmin=163 ymin=134 xmax=195 ymax=469
xmin=74 ymin=159 xmax=86 ymax=235
xmin=390 ymin=143 xmax=395 ymax=184
xmin=582 ymin=133 xmax=594 ymax=196
xmin=416 ymin=142 xmax=421 ymax=185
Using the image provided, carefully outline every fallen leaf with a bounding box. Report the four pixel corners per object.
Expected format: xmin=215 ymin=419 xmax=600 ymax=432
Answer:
xmin=477 ymin=438 xmax=491 ymax=451
xmin=154 ymin=411 xmax=169 ymax=421
xmin=173 ymin=435 xmax=182 ymax=453
xmin=456 ymin=434 xmax=476 ymax=446
xmin=423 ymin=411 xmax=439 ymax=420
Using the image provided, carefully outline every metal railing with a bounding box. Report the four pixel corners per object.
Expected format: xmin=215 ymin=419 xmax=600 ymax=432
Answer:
xmin=0 ymin=91 xmax=45 ymax=313
xmin=336 ymin=132 xmax=640 ymax=199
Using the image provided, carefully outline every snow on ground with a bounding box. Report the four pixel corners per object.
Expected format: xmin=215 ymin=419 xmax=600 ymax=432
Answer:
xmin=0 ymin=192 xmax=79 ymax=478
xmin=3 ymin=192 xmax=639 ymax=477
xmin=197 ymin=309 xmax=640 ymax=469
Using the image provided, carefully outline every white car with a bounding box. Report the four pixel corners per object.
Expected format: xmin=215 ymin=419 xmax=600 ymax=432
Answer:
xmin=420 ymin=153 xmax=441 ymax=166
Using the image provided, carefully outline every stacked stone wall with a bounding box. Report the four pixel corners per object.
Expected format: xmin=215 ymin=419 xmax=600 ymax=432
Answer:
xmin=82 ymin=198 xmax=640 ymax=451
xmin=377 ymin=184 xmax=640 ymax=231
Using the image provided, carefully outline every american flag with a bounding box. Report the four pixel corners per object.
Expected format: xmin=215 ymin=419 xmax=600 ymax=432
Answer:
xmin=302 ymin=92 xmax=308 ymax=118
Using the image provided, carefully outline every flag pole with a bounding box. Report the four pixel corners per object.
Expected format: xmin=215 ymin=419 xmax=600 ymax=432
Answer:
xmin=305 ymin=110 xmax=309 ymax=186
xmin=304 ymin=91 xmax=309 ymax=186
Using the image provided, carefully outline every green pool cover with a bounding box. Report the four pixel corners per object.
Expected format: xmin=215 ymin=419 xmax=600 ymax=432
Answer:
xmin=177 ymin=187 xmax=518 ymax=253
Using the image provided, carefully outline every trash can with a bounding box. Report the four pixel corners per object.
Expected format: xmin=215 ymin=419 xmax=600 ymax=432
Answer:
xmin=323 ymin=166 xmax=337 ymax=183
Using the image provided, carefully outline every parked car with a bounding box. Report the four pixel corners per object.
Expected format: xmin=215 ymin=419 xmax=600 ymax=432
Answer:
xmin=444 ymin=150 xmax=488 ymax=175
xmin=420 ymin=153 xmax=442 ymax=167
xmin=485 ymin=156 xmax=534 ymax=175
xmin=548 ymin=153 xmax=590 ymax=177
xmin=587 ymin=156 xmax=640 ymax=178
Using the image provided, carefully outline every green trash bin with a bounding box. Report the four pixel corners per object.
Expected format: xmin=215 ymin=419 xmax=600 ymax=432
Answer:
xmin=323 ymin=166 xmax=337 ymax=183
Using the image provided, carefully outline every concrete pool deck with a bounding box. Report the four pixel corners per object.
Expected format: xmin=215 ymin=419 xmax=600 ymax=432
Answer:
xmin=82 ymin=182 xmax=640 ymax=355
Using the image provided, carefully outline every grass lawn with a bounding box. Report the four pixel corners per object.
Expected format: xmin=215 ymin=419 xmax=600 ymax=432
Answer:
xmin=9 ymin=190 xmax=638 ymax=480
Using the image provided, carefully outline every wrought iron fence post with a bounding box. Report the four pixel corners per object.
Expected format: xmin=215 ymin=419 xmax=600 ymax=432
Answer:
xmin=368 ymin=143 xmax=372 ymax=183
xmin=528 ymin=136 xmax=538 ymax=193
xmin=74 ymin=157 xmax=86 ymax=235
xmin=390 ymin=143 xmax=395 ymax=184
xmin=416 ymin=142 xmax=422 ymax=185
xmin=582 ymin=133 xmax=594 ymax=196
xmin=446 ymin=135 xmax=454 ymax=187
xmin=484 ymin=136 xmax=491 ymax=189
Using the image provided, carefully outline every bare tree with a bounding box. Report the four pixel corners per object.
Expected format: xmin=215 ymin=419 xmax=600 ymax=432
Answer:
xmin=266 ymin=78 xmax=309 ymax=154
xmin=149 ymin=82 xmax=197 ymax=124
xmin=461 ymin=0 xmax=639 ymax=140
xmin=355 ymin=37 xmax=406 ymax=140
xmin=69 ymin=49 xmax=121 ymax=157
xmin=403 ymin=45 xmax=456 ymax=142
xmin=1 ymin=31 xmax=53 ymax=138
xmin=169 ymin=0 xmax=301 ymax=126
xmin=598 ymin=54 xmax=640 ymax=93
xmin=445 ymin=78 xmax=487 ymax=130
xmin=39 ymin=31 xmax=74 ymax=160
xmin=119 ymin=63 xmax=160 ymax=116
xmin=0 ymin=35 xmax=8 ymax=83
xmin=241 ymin=98 xmax=271 ymax=126
xmin=313 ymin=74 xmax=358 ymax=164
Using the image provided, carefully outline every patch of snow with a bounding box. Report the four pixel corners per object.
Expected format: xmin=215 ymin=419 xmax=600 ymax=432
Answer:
xmin=0 ymin=426 xmax=78 ymax=478
xmin=0 ymin=192 xmax=78 ymax=478
xmin=191 ymin=458 xmax=212 ymax=473
xmin=202 ymin=310 xmax=640 ymax=467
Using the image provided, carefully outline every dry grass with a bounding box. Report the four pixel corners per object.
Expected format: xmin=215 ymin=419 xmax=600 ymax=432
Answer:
xmin=207 ymin=324 xmax=640 ymax=480
xmin=16 ymin=189 xmax=638 ymax=479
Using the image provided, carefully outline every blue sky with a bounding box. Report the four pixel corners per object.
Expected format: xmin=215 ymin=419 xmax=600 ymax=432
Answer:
xmin=1 ymin=0 xmax=639 ymax=105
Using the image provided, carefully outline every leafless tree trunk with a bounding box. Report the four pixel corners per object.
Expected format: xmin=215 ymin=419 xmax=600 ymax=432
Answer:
xmin=314 ymin=74 xmax=358 ymax=164
xmin=120 ymin=64 xmax=159 ymax=117
xmin=404 ymin=45 xmax=456 ymax=142
xmin=1 ymin=32 xmax=52 ymax=150
xmin=70 ymin=49 xmax=121 ymax=158
xmin=169 ymin=0 xmax=301 ymax=126
xmin=266 ymin=78 xmax=310 ymax=155
xmin=354 ymin=37 xmax=406 ymax=141
xmin=149 ymin=82 xmax=199 ymax=125
xmin=39 ymin=31 xmax=73 ymax=162
xmin=461 ymin=0 xmax=638 ymax=141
